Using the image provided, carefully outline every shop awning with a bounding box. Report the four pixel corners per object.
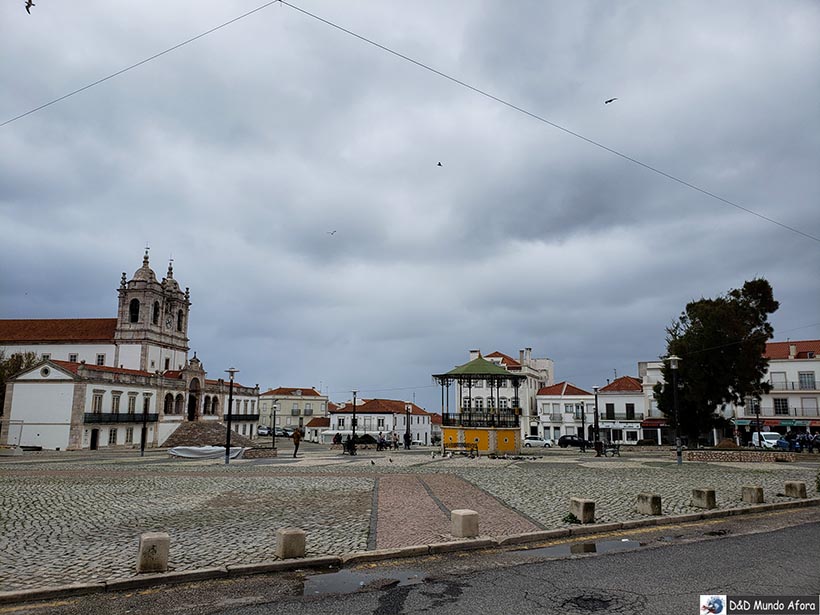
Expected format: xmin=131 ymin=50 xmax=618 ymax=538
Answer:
xmin=762 ymin=419 xmax=810 ymax=427
xmin=640 ymin=419 xmax=667 ymax=428
xmin=734 ymin=419 xmax=752 ymax=426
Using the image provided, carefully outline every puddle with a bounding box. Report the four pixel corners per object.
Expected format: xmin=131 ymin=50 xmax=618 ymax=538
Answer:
xmin=511 ymin=539 xmax=642 ymax=558
xmin=303 ymin=568 xmax=426 ymax=596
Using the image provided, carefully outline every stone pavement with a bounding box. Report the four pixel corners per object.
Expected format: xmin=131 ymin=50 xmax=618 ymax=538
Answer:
xmin=0 ymin=445 xmax=817 ymax=592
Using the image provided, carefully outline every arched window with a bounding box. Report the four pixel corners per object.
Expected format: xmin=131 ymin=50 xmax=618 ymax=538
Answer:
xmin=152 ymin=302 xmax=160 ymax=325
xmin=174 ymin=394 xmax=185 ymax=415
xmin=129 ymin=299 xmax=140 ymax=323
xmin=203 ymin=396 xmax=211 ymax=415
xmin=474 ymin=398 xmax=484 ymax=410
xmin=211 ymin=397 xmax=219 ymax=417
xmin=163 ymin=394 xmax=174 ymax=415
xmin=176 ymin=310 xmax=184 ymax=332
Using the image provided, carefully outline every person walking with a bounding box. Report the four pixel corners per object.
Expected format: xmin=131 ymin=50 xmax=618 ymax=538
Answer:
xmin=292 ymin=427 xmax=302 ymax=458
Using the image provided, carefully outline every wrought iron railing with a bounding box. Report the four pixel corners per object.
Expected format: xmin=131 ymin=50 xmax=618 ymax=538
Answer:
xmin=83 ymin=413 xmax=158 ymax=424
xmin=600 ymin=412 xmax=644 ymax=421
xmin=225 ymin=413 xmax=260 ymax=421
xmin=442 ymin=412 xmax=519 ymax=428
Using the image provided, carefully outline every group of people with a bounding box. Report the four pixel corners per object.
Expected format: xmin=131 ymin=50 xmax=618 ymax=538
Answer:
xmin=377 ymin=431 xmax=401 ymax=451
xmin=783 ymin=431 xmax=820 ymax=453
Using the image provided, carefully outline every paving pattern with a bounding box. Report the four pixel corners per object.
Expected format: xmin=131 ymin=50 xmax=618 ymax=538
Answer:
xmin=0 ymin=447 xmax=817 ymax=592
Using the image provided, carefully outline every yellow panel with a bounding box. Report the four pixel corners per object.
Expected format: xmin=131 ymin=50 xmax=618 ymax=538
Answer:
xmin=442 ymin=427 xmax=460 ymax=443
xmin=496 ymin=429 xmax=518 ymax=452
xmin=462 ymin=429 xmax=490 ymax=451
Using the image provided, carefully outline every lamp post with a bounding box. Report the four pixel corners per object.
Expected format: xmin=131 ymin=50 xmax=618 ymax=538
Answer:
xmin=270 ymin=401 xmax=277 ymax=450
xmin=405 ymin=403 xmax=412 ymax=449
xmin=579 ymin=402 xmax=586 ymax=453
xmin=350 ymin=389 xmax=357 ymax=456
xmin=593 ymin=386 xmax=601 ymax=456
xmin=224 ymin=368 xmax=238 ymax=465
xmin=667 ymin=355 xmax=682 ymax=466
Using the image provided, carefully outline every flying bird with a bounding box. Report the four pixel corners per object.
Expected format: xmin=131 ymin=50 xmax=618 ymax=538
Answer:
xmin=604 ymin=98 xmax=618 ymax=104
xmin=327 ymin=230 xmax=336 ymax=235
xmin=25 ymin=0 xmax=34 ymax=13
xmin=437 ymin=162 xmax=442 ymax=167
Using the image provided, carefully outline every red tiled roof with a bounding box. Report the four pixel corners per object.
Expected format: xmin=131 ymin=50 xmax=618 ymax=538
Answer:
xmin=485 ymin=351 xmax=521 ymax=368
xmin=0 ymin=318 xmax=117 ymax=343
xmin=260 ymin=387 xmax=322 ymax=397
xmin=51 ymin=360 xmax=154 ymax=378
xmin=428 ymin=413 xmax=442 ymax=425
xmin=305 ymin=417 xmax=330 ymax=428
xmin=327 ymin=402 xmax=339 ymax=412
xmin=599 ymin=376 xmax=643 ymax=392
xmin=164 ymin=371 xmax=183 ymax=379
xmin=537 ymin=381 xmax=591 ymax=396
xmin=330 ymin=399 xmax=427 ymax=416
xmin=765 ymin=340 xmax=820 ymax=360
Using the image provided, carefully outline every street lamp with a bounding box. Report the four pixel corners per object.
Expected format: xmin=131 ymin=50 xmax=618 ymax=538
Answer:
xmin=579 ymin=402 xmax=586 ymax=453
xmin=593 ymin=386 xmax=601 ymax=457
xmin=224 ymin=367 xmax=238 ymax=465
xmin=405 ymin=403 xmax=412 ymax=449
xmin=666 ymin=355 xmax=682 ymax=466
xmin=350 ymin=389 xmax=357 ymax=456
xmin=270 ymin=401 xmax=277 ymax=450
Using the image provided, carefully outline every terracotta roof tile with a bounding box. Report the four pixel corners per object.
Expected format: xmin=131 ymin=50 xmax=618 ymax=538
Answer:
xmin=485 ymin=351 xmax=521 ymax=367
xmin=764 ymin=340 xmax=820 ymax=360
xmin=260 ymin=387 xmax=322 ymax=397
xmin=51 ymin=360 xmax=154 ymax=378
xmin=599 ymin=376 xmax=643 ymax=392
xmin=0 ymin=318 xmax=117 ymax=343
xmin=305 ymin=417 xmax=330 ymax=428
xmin=330 ymin=399 xmax=427 ymax=415
xmin=537 ymin=381 xmax=591 ymax=396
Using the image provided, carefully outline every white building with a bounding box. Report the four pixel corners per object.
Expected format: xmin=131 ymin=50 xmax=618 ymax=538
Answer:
xmin=596 ymin=376 xmax=645 ymax=444
xmin=455 ymin=348 xmax=553 ymax=438
xmin=535 ymin=382 xmax=594 ymax=443
xmin=0 ymin=251 xmax=260 ymax=450
xmin=258 ymin=387 xmax=329 ymax=433
xmin=327 ymin=399 xmax=432 ymax=445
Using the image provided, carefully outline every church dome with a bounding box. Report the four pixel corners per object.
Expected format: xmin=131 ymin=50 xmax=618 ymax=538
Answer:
xmin=132 ymin=250 xmax=157 ymax=283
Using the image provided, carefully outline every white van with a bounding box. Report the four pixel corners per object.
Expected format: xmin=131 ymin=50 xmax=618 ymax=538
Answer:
xmin=751 ymin=431 xmax=780 ymax=449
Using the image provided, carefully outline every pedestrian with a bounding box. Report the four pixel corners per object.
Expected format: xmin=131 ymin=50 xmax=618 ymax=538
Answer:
xmin=392 ymin=432 xmax=399 ymax=450
xmin=377 ymin=431 xmax=385 ymax=451
xmin=292 ymin=427 xmax=302 ymax=458
xmin=403 ymin=431 xmax=411 ymax=450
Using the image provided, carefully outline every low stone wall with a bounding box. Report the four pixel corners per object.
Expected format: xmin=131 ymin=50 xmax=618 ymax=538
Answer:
xmin=242 ymin=448 xmax=279 ymax=459
xmin=684 ymin=450 xmax=795 ymax=463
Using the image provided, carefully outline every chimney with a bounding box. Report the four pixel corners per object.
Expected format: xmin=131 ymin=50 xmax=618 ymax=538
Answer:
xmin=469 ymin=349 xmax=480 ymax=361
xmin=526 ymin=347 xmax=532 ymax=362
xmin=519 ymin=349 xmax=525 ymax=364
xmin=789 ymin=344 xmax=797 ymax=359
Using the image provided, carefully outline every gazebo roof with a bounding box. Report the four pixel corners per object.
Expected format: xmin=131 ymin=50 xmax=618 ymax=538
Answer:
xmin=433 ymin=355 xmax=525 ymax=380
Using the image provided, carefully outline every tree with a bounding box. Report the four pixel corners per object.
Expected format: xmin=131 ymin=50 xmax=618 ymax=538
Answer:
xmin=654 ymin=279 xmax=779 ymax=443
xmin=0 ymin=350 xmax=41 ymax=423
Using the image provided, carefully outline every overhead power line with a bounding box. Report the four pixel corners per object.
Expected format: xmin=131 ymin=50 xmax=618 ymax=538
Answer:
xmin=2 ymin=1 xmax=816 ymax=244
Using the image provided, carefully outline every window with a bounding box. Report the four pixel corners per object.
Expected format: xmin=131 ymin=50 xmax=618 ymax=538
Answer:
xmin=801 ymin=398 xmax=818 ymax=417
xmin=626 ymin=431 xmax=639 ymax=442
xmin=626 ymin=403 xmax=635 ymax=420
xmin=487 ymin=397 xmax=495 ymax=410
xmin=499 ymin=398 xmax=508 ymax=409
xmin=611 ymin=429 xmax=623 ymax=442
xmin=41 ymin=353 xmax=50 ymax=361
xmin=164 ymin=358 xmax=170 ymax=371
xmin=377 ymin=417 xmax=385 ymax=428
xmin=125 ymin=427 xmax=134 ymax=444
xmin=129 ymin=299 xmax=140 ymax=323
xmin=774 ymin=398 xmax=789 ymax=416
xmin=243 ymin=400 xmax=249 ymax=414
xmin=152 ymin=302 xmax=160 ymax=325
xmin=128 ymin=395 xmax=137 ymax=414
xmin=176 ymin=309 xmax=184 ymax=332
xmin=108 ymin=429 xmax=117 ymax=445
xmin=69 ymin=353 xmax=78 ymax=363
xmin=96 ymin=354 xmax=105 ymax=366
xmin=798 ymin=372 xmax=816 ymax=390
xmin=241 ymin=425 xmax=247 ymax=435
xmin=338 ymin=417 xmax=345 ymax=428
xmin=112 ymin=393 xmax=121 ymax=413
xmin=605 ymin=403 xmax=615 ymax=420
xmin=475 ymin=398 xmax=483 ymax=410
xmin=92 ymin=393 xmax=103 ymax=413
xmin=251 ymin=400 xmax=256 ymax=412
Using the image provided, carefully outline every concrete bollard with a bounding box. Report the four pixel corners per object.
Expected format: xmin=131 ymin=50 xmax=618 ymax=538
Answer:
xmin=636 ymin=492 xmax=662 ymax=515
xmin=692 ymin=488 xmax=717 ymax=509
xmin=570 ymin=498 xmax=595 ymax=524
xmin=741 ymin=485 xmax=764 ymax=504
xmin=784 ymin=481 xmax=807 ymax=499
xmin=275 ymin=528 xmax=306 ymax=559
xmin=137 ymin=532 xmax=170 ymax=573
xmin=451 ymin=509 xmax=479 ymax=538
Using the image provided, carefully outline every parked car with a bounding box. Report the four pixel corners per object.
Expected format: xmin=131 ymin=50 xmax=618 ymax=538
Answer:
xmin=274 ymin=427 xmax=293 ymax=438
xmin=523 ymin=435 xmax=551 ymax=448
xmin=776 ymin=437 xmax=801 ymax=452
xmin=557 ymin=435 xmax=593 ymax=449
xmin=750 ymin=431 xmax=780 ymax=449
xmin=257 ymin=425 xmax=271 ymax=436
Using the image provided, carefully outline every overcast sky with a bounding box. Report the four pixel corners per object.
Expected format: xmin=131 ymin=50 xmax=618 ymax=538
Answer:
xmin=1 ymin=1 xmax=818 ymax=410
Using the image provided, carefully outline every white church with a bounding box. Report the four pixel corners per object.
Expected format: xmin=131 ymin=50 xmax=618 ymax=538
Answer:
xmin=0 ymin=251 xmax=260 ymax=451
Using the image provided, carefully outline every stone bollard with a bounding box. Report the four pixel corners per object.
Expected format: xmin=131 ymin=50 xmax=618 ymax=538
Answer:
xmin=275 ymin=528 xmax=306 ymax=559
xmin=692 ymin=488 xmax=716 ymax=509
xmin=784 ymin=481 xmax=807 ymax=499
xmin=570 ymin=498 xmax=595 ymax=524
xmin=451 ymin=509 xmax=479 ymax=538
xmin=636 ymin=492 xmax=662 ymax=515
xmin=137 ymin=532 xmax=170 ymax=573
xmin=741 ymin=485 xmax=764 ymax=504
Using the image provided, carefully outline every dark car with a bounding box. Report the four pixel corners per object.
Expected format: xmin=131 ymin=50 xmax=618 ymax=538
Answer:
xmin=557 ymin=435 xmax=593 ymax=449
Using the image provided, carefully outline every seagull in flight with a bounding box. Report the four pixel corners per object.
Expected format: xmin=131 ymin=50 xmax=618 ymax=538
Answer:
xmin=25 ymin=0 xmax=34 ymax=13
xmin=604 ymin=98 xmax=618 ymax=104
xmin=437 ymin=162 xmax=443 ymax=167
xmin=327 ymin=230 xmax=337 ymax=235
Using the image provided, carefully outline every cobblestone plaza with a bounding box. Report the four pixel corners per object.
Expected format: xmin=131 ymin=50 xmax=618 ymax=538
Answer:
xmin=1 ymin=446 xmax=817 ymax=592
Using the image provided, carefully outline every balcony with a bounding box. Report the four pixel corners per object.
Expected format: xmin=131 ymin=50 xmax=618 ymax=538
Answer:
xmin=599 ymin=412 xmax=644 ymax=422
xmin=83 ymin=412 xmax=158 ymax=424
xmin=769 ymin=379 xmax=817 ymax=391
xmin=737 ymin=407 xmax=819 ymax=418
xmin=225 ymin=413 xmax=260 ymax=422
xmin=443 ymin=412 xmax=519 ymax=428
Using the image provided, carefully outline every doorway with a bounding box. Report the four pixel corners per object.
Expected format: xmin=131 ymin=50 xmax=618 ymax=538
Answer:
xmin=90 ymin=429 xmax=99 ymax=450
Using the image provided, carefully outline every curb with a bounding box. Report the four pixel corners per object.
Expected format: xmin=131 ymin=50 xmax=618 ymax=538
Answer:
xmin=2 ymin=496 xmax=817 ymax=605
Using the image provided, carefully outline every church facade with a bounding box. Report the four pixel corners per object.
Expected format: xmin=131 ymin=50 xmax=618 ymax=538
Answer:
xmin=0 ymin=251 xmax=260 ymax=451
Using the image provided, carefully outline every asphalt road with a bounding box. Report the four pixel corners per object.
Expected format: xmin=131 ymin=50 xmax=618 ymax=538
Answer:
xmin=6 ymin=509 xmax=819 ymax=615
